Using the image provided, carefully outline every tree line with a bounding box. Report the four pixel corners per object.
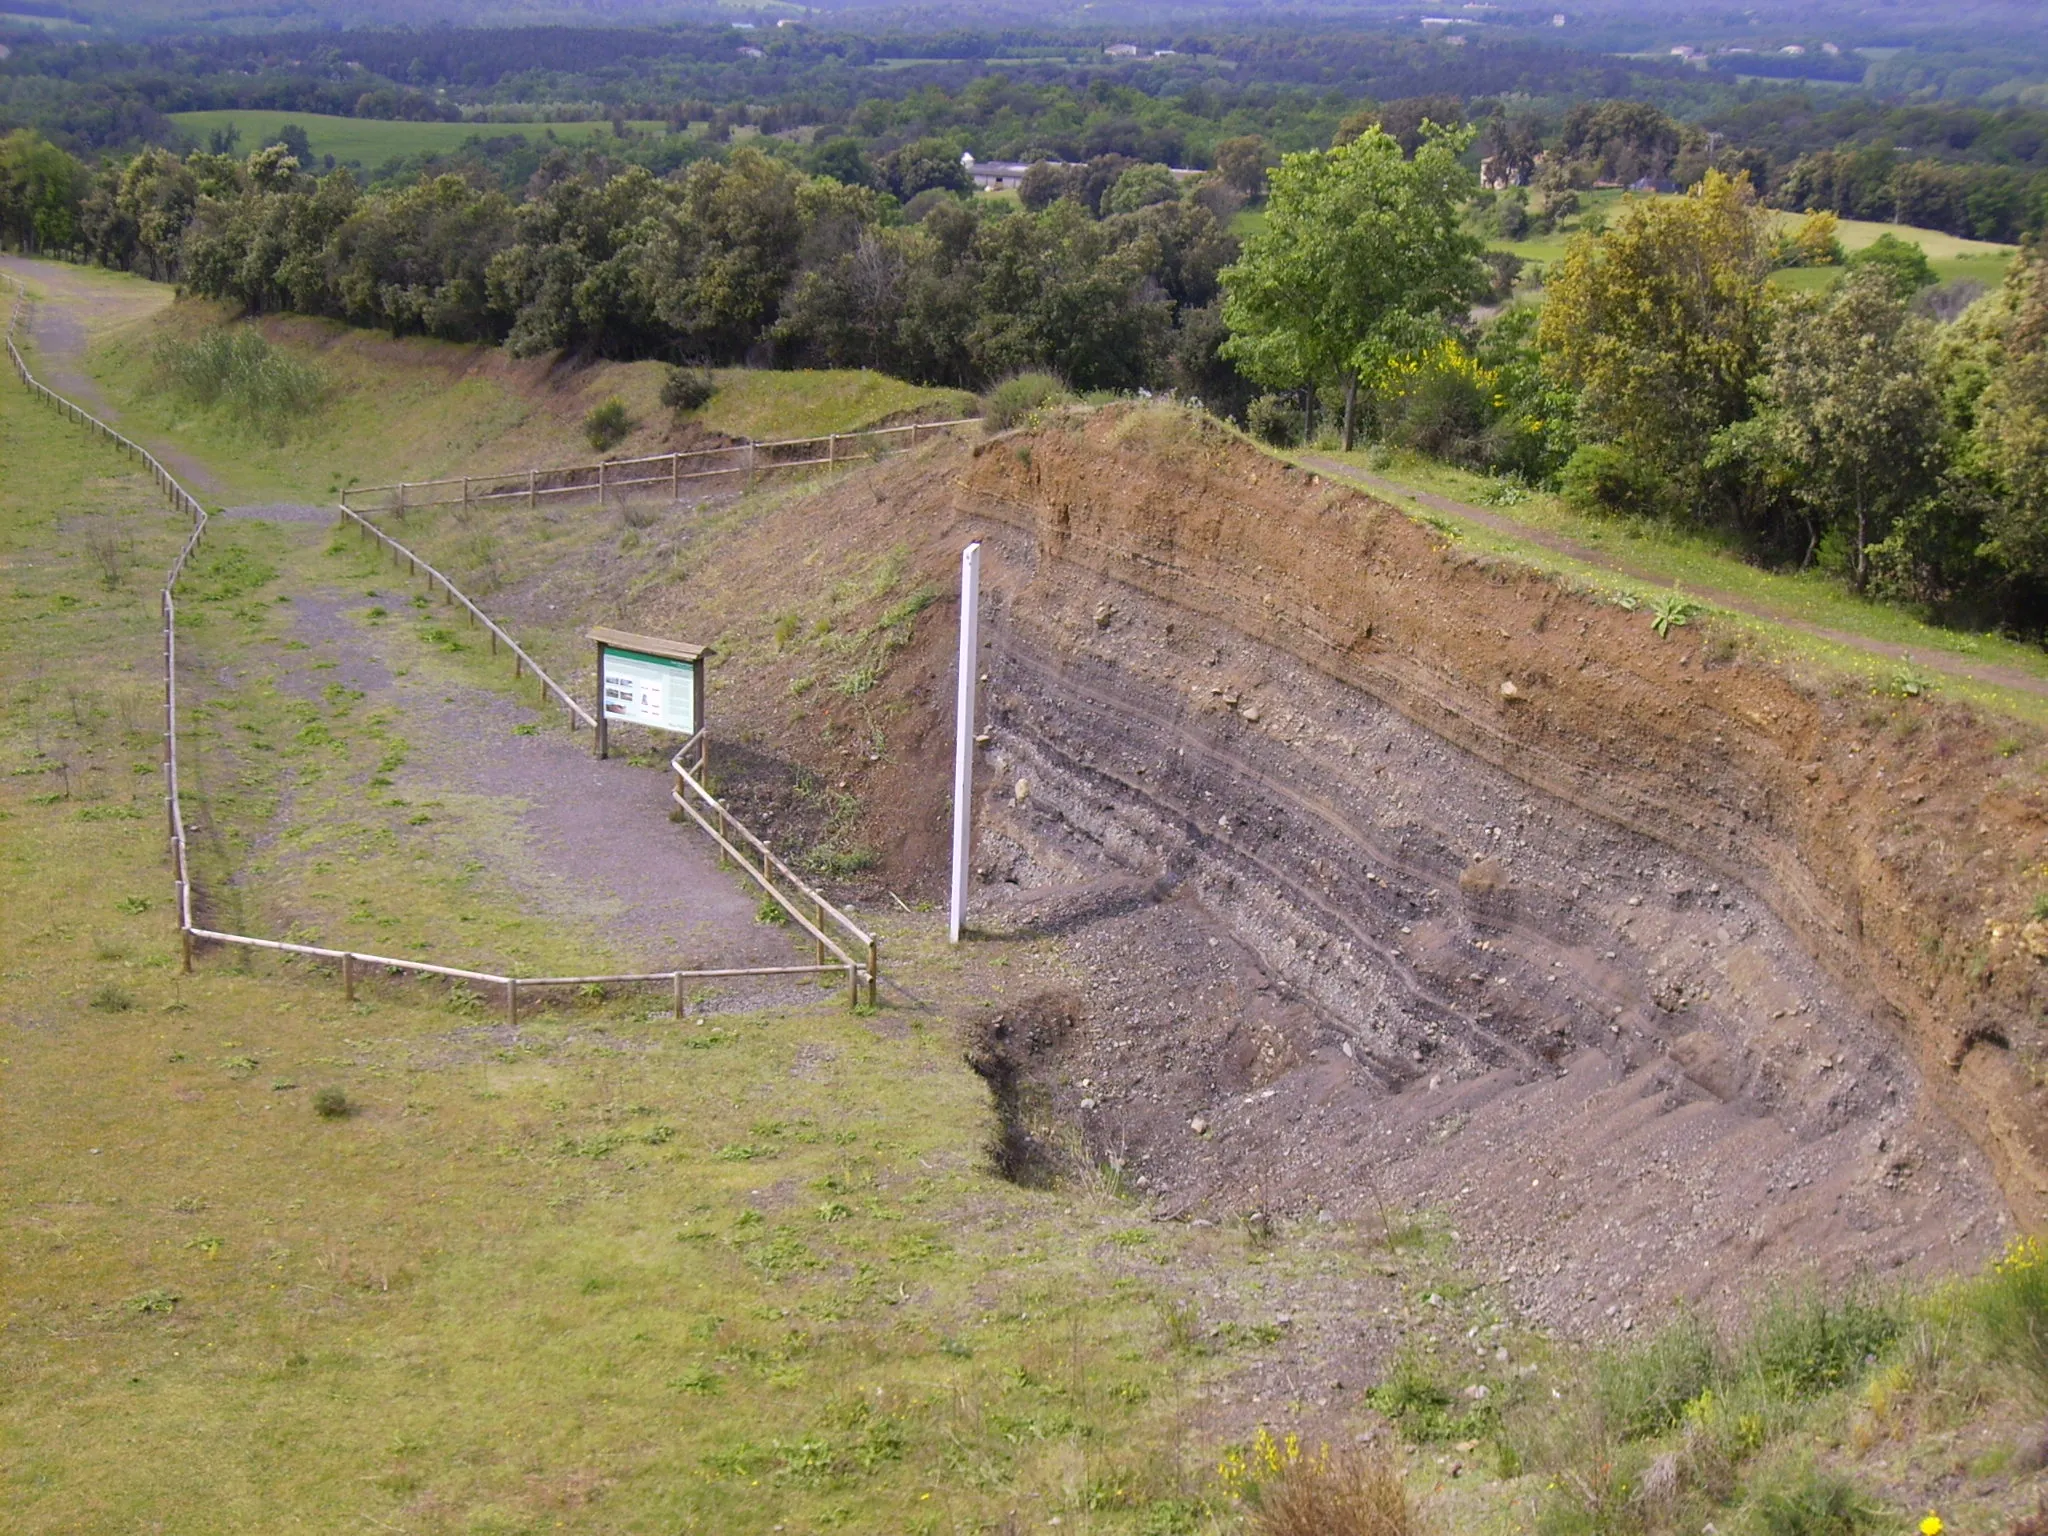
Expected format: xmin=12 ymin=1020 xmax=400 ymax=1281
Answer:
xmin=1221 ymin=132 xmax=2048 ymax=632
xmin=4 ymin=131 xmax=1246 ymax=405
xmin=7 ymin=109 xmax=2048 ymax=635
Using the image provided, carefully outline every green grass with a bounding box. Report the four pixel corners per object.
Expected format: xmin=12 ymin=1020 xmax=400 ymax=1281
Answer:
xmin=166 ymin=110 xmax=673 ymax=168
xmin=1493 ymin=192 xmax=2016 ymax=292
xmin=691 ymin=368 xmax=975 ymax=443
xmin=24 ymin=265 xmax=972 ymax=505
xmin=1303 ymin=443 xmax=2048 ymax=723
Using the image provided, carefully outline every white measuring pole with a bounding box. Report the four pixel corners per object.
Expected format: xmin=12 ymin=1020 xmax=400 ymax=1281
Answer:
xmin=949 ymin=541 xmax=983 ymax=944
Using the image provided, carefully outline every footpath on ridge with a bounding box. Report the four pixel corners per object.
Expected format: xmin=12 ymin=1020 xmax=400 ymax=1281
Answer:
xmin=1299 ymin=454 xmax=2048 ymax=703
xmin=4 ymin=256 xmax=798 ymax=984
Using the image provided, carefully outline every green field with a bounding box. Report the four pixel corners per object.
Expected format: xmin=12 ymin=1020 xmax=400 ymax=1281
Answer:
xmin=167 ymin=110 xmax=673 ymax=168
xmin=1493 ymin=188 xmax=2016 ymax=290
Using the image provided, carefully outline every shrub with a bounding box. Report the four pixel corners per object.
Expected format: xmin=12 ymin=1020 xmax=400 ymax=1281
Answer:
xmin=584 ymin=397 xmax=633 ymax=451
xmin=1560 ymin=442 xmax=1664 ymax=519
xmin=979 ymin=371 xmax=1071 ymax=433
xmin=1380 ymin=338 xmax=1500 ymax=466
xmin=89 ymin=983 xmax=134 ymax=1012
xmin=1967 ymin=1237 xmax=2048 ymax=1406
xmin=660 ymin=366 xmax=717 ymax=413
xmin=1249 ymin=1447 xmax=1419 ymax=1536
xmin=1593 ymin=1312 xmax=1719 ymax=1439
xmin=1746 ymin=1462 xmax=1887 ymax=1536
xmin=312 ymin=1086 xmax=351 ymax=1119
xmin=1738 ymin=1288 xmax=1901 ymax=1399
xmin=152 ymin=327 xmax=322 ymax=440
xmin=1246 ymin=392 xmax=1303 ymax=447
xmin=1364 ymin=1350 xmax=1494 ymax=1442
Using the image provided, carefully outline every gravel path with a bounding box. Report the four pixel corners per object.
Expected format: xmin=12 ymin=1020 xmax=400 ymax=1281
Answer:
xmin=0 ymin=254 xmax=231 ymax=501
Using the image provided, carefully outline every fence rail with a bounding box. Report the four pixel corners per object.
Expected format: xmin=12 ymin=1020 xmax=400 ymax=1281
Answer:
xmin=670 ymin=731 xmax=878 ymax=1008
xmin=334 ymin=504 xmax=595 ymax=731
xmin=5 ymin=276 xmax=880 ymax=1016
xmin=339 ymin=417 xmax=978 ymax=515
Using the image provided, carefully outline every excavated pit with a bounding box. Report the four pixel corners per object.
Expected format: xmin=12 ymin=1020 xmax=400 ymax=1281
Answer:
xmin=964 ymin=547 xmax=2000 ymax=1332
xmin=643 ymin=403 xmax=2048 ymax=1333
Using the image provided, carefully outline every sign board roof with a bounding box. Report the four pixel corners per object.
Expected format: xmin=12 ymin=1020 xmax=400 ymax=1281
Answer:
xmin=587 ymin=627 xmax=709 ymax=665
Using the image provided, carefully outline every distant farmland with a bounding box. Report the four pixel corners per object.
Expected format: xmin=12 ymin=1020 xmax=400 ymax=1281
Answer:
xmin=167 ymin=111 xmax=675 ymax=167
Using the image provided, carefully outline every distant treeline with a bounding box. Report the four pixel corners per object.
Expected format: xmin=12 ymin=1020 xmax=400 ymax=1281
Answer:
xmin=2 ymin=133 xmax=1254 ymax=406
xmin=9 ymin=19 xmax=2048 ymax=243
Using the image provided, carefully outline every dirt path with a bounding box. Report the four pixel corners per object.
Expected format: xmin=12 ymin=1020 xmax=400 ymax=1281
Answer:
xmin=0 ymin=255 xmax=232 ymax=502
xmin=11 ymin=254 xmax=808 ymax=983
xmin=1300 ymin=452 xmax=2048 ymax=701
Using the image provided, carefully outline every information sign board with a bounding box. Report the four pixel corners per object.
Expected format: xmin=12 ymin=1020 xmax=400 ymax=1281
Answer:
xmin=588 ymin=627 xmax=708 ymax=759
xmin=602 ymin=646 xmax=697 ymax=734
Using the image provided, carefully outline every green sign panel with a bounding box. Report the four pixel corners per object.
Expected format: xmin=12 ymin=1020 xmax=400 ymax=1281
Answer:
xmin=600 ymin=646 xmax=697 ymax=735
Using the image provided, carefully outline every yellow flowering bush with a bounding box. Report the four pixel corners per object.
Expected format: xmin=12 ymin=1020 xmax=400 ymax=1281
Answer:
xmin=1218 ymin=1426 xmax=1315 ymax=1501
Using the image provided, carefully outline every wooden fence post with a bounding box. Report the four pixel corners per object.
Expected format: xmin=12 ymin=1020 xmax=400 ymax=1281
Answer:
xmin=343 ymin=952 xmax=355 ymax=1001
xmin=598 ymin=460 xmax=606 ymax=508
xmin=507 ymin=978 xmax=518 ymax=1026
xmin=672 ymin=452 xmax=680 ymax=502
xmin=673 ymin=972 xmax=684 ymax=1020
xmin=529 ymin=468 xmax=537 ymax=509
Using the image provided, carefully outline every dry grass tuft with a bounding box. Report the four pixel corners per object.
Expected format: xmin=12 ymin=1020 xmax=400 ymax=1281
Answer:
xmin=1250 ymin=1448 xmax=1421 ymax=1536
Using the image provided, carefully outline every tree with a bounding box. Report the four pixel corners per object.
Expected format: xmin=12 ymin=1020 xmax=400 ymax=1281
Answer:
xmin=808 ymin=136 xmax=878 ymax=190
xmin=1721 ymin=265 xmax=1944 ymax=588
xmin=879 ymin=138 xmax=970 ymax=203
xmin=1104 ymin=163 xmax=1178 ymax=215
xmin=1556 ymin=100 xmax=1686 ymax=187
xmin=1212 ymin=136 xmax=1268 ymax=198
xmin=968 ymin=198 xmax=1170 ymax=392
xmin=1219 ymin=124 xmax=1483 ymax=449
xmin=0 ymin=130 xmax=86 ymax=254
xmin=1973 ymin=249 xmax=2048 ymax=594
xmin=1538 ymin=170 xmax=1776 ymax=516
xmin=1844 ymin=232 xmax=1937 ymax=297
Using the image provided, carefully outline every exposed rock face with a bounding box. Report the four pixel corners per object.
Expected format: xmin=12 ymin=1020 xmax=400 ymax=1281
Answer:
xmin=656 ymin=403 xmax=2048 ymax=1328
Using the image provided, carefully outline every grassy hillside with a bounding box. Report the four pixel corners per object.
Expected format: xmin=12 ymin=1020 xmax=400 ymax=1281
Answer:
xmin=60 ymin=271 xmax=971 ymax=505
xmin=167 ymin=110 xmax=673 ymax=167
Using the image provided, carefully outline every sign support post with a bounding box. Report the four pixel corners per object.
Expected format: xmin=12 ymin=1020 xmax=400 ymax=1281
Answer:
xmin=949 ymin=541 xmax=982 ymax=944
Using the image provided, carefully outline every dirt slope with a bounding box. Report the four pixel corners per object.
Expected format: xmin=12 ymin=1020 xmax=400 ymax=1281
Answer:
xmin=631 ymin=403 xmax=2048 ymax=1331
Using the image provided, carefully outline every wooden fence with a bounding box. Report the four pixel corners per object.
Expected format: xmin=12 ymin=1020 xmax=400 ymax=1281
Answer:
xmin=339 ymin=417 xmax=978 ymax=515
xmin=5 ymin=277 xmax=879 ymax=1016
